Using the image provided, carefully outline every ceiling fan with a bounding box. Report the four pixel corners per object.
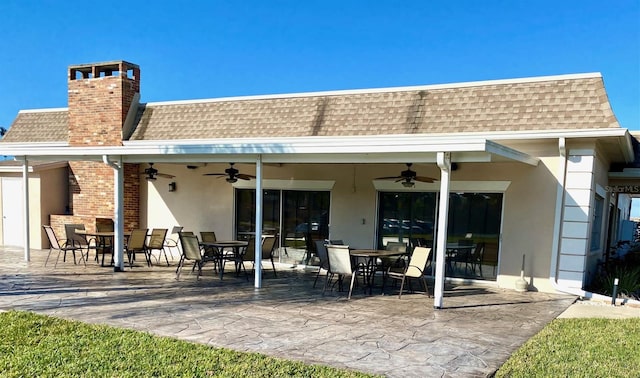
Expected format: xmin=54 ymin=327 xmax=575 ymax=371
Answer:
xmin=375 ymin=163 xmax=436 ymax=187
xmin=140 ymin=163 xmax=175 ymax=181
xmin=203 ymin=163 xmax=256 ymax=183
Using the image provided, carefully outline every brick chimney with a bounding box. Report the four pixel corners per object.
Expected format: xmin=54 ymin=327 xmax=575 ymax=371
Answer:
xmin=55 ymin=61 xmax=141 ymax=232
xmin=68 ymin=61 xmax=140 ymax=146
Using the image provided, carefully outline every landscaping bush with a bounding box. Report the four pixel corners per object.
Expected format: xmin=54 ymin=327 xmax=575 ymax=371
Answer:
xmin=588 ymin=245 xmax=640 ymax=300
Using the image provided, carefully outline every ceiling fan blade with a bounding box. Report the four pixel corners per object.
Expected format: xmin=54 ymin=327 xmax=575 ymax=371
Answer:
xmin=375 ymin=176 xmax=402 ymax=180
xmin=414 ymin=176 xmax=436 ymax=183
xmin=236 ymin=174 xmax=255 ymax=180
xmin=157 ymin=173 xmax=175 ymax=179
xmin=203 ymin=173 xmax=226 ymax=176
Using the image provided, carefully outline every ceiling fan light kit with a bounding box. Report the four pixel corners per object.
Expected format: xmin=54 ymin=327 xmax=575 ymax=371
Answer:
xmin=375 ymin=163 xmax=436 ymax=187
xmin=140 ymin=163 xmax=176 ymax=181
xmin=204 ymin=163 xmax=255 ymax=183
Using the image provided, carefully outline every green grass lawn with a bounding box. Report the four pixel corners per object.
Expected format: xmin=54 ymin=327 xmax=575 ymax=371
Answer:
xmin=0 ymin=310 xmax=377 ymax=378
xmin=495 ymin=317 xmax=640 ymax=377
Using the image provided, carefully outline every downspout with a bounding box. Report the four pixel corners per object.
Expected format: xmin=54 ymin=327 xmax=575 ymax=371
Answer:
xmin=103 ymin=155 xmax=125 ymax=272
xmin=549 ymin=138 xmax=624 ymax=302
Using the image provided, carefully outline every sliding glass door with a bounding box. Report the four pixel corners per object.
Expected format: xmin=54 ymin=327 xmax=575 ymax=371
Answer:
xmin=377 ymin=191 xmax=502 ymax=280
xmin=235 ymin=189 xmax=330 ymax=265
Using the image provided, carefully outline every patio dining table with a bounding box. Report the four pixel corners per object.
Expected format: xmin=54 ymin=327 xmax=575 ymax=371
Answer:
xmin=199 ymin=240 xmax=248 ymax=279
xmin=445 ymin=243 xmax=475 ymax=274
xmin=349 ymin=249 xmax=408 ymax=294
xmin=75 ymin=230 xmax=130 ymax=267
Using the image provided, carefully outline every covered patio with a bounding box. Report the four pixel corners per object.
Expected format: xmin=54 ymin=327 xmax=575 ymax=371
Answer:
xmin=0 ymin=245 xmax=576 ymax=377
xmin=3 ymin=134 xmax=540 ymax=310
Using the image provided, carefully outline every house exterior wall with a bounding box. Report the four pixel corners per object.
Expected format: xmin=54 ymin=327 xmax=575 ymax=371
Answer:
xmin=37 ymin=168 xmax=68 ymax=248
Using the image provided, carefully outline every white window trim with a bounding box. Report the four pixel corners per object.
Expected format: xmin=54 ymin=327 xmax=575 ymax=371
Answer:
xmin=233 ymin=179 xmax=335 ymax=191
xmin=372 ymin=180 xmax=511 ymax=192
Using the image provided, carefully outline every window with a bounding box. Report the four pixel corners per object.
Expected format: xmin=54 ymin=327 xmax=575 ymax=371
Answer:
xmin=377 ymin=191 xmax=502 ymax=280
xmin=235 ymin=189 xmax=330 ymax=265
xmin=591 ymin=195 xmax=604 ymax=251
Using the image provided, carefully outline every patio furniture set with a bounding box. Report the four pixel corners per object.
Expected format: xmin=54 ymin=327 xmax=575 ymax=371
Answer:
xmin=315 ymin=240 xmax=433 ymax=300
xmin=43 ymin=224 xmax=174 ymax=269
xmin=44 ymin=223 xmax=441 ymax=300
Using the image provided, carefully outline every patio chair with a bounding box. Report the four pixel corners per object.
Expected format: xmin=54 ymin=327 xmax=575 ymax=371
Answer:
xmin=43 ymin=225 xmax=86 ymax=268
xmin=378 ymin=241 xmax=408 ymax=288
xmin=200 ymin=231 xmax=220 ymax=272
xmin=148 ymin=228 xmax=169 ymax=266
xmin=323 ymin=244 xmax=360 ymax=299
xmin=467 ymin=242 xmax=485 ymax=277
xmin=95 ymin=221 xmax=114 ymax=265
xmin=64 ymin=223 xmax=93 ymax=262
xmin=313 ymin=240 xmax=329 ymax=288
xmin=239 ymin=236 xmax=278 ymax=278
xmin=163 ymin=226 xmax=183 ymax=259
xmin=384 ymin=246 xmax=431 ymax=299
xmin=176 ymin=233 xmax=203 ymax=280
xmin=126 ymin=229 xmax=151 ymax=268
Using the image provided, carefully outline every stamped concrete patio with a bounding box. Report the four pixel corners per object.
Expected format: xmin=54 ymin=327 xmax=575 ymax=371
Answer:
xmin=0 ymin=246 xmax=576 ymax=377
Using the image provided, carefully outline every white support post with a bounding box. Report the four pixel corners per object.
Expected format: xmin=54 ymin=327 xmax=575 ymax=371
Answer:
xmin=22 ymin=157 xmax=30 ymax=262
xmin=434 ymin=152 xmax=451 ymax=309
xmin=104 ymin=155 xmax=124 ymax=272
xmin=254 ymin=155 xmax=263 ymax=288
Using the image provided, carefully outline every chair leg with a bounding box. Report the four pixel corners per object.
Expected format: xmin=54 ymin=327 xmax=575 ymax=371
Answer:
xmin=421 ymin=276 xmax=430 ymax=297
xmin=313 ymin=266 xmax=322 ymax=288
xmin=78 ymin=249 xmax=87 ymax=267
xmin=398 ymin=276 xmax=407 ymax=299
xmin=162 ymin=247 xmax=170 ymax=266
xmin=271 ymin=257 xmax=277 ymax=278
xmin=347 ymin=273 xmax=357 ymax=300
xmin=44 ymin=248 xmax=54 ymax=267
xmin=322 ymin=273 xmax=332 ymax=295
xmin=175 ymin=256 xmax=185 ymax=280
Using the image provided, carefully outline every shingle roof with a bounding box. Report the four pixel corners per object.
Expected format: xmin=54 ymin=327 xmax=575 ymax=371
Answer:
xmin=1 ymin=74 xmax=621 ymax=144
xmin=3 ymin=110 xmax=68 ymax=143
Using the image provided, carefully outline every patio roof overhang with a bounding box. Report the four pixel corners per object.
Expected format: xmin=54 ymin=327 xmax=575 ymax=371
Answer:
xmin=0 ymin=134 xmax=539 ymax=166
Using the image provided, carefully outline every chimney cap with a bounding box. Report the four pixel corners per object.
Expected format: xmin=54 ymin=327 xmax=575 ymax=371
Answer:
xmin=69 ymin=60 xmax=139 ymax=71
xmin=68 ymin=60 xmax=139 ymax=80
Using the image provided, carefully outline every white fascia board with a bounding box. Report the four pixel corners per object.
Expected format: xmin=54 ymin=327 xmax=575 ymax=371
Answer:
xmin=0 ymin=134 xmax=538 ymax=165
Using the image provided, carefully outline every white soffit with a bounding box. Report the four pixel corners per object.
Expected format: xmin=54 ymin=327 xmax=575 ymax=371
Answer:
xmin=0 ymin=135 xmax=539 ymax=166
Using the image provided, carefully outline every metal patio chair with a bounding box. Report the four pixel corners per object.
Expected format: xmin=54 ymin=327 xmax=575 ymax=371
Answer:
xmin=43 ymin=225 xmax=86 ymax=268
xmin=176 ymin=233 xmax=203 ymax=280
xmin=384 ymin=246 xmax=431 ymax=299
xmin=148 ymin=228 xmax=169 ymax=266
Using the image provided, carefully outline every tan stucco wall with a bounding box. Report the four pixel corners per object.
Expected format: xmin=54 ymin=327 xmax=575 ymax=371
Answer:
xmin=141 ymin=156 xmax=569 ymax=293
xmin=37 ymin=167 xmax=69 ymax=248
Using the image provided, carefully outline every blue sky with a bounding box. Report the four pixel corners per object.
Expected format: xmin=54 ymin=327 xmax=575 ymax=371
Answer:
xmin=0 ymin=1 xmax=638 ymax=132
